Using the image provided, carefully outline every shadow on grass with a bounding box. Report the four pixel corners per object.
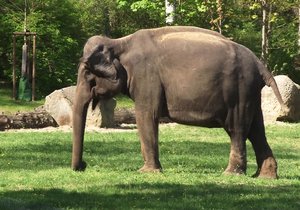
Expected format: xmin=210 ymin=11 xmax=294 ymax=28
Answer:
xmin=0 ymin=182 xmax=299 ymax=210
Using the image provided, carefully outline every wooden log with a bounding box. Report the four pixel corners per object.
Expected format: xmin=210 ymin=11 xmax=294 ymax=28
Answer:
xmin=0 ymin=112 xmax=58 ymax=130
xmin=0 ymin=108 xmax=171 ymax=131
xmin=114 ymin=108 xmax=172 ymax=125
xmin=114 ymin=108 xmax=136 ymax=124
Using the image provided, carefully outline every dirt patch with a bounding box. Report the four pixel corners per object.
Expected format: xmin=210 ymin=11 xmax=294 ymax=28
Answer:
xmin=2 ymin=120 xmax=293 ymax=133
xmin=3 ymin=124 xmax=138 ymax=133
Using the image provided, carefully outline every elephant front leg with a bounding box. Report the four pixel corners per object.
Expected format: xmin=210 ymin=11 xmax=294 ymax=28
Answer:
xmin=136 ymin=110 xmax=162 ymax=172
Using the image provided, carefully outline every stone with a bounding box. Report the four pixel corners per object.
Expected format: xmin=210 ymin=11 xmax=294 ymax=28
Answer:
xmin=44 ymin=86 xmax=116 ymax=127
xmin=261 ymin=75 xmax=300 ymax=122
xmin=44 ymin=87 xmax=74 ymax=126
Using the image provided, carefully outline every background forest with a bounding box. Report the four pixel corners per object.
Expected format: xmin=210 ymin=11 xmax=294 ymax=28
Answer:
xmin=0 ymin=0 xmax=300 ymax=96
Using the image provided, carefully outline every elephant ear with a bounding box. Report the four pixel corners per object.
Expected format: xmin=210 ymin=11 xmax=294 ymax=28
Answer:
xmin=113 ymin=58 xmax=127 ymax=81
xmin=112 ymin=58 xmax=129 ymax=95
xmin=84 ymin=44 xmax=117 ymax=79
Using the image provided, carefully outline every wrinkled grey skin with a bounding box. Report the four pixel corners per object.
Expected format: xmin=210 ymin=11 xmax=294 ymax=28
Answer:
xmin=72 ymin=26 xmax=285 ymax=178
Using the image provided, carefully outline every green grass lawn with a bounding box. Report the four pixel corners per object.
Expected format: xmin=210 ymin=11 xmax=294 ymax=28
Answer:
xmin=0 ymin=88 xmax=44 ymax=114
xmin=0 ymin=124 xmax=299 ymax=209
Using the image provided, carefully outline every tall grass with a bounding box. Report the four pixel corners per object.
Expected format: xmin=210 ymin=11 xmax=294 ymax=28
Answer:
xmin=0 ymin=124 xmax=299 ymax=209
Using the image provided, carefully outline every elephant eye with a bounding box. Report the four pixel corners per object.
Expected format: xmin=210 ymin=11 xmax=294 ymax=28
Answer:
xmin=99 ymin=54 xmax=111 ymax=65
xmin=97 ymin=45 xmax=104 ymax=52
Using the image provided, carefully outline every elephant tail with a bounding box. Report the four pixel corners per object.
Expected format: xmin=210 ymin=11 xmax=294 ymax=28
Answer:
xmin=259 ymin=63 xmax=289 ymax=119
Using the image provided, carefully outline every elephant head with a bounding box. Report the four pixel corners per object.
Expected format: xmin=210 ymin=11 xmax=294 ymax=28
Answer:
xmin=72 ymin=38 xmax=127 ymax=171
xmin=84 ymin=44 xmax=124 ymax=96
xmin=80 ymin=41 xmax=129 ymax=107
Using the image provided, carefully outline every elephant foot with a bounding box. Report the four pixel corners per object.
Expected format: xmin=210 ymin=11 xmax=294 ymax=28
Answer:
xmin=72 ymin=160 xmax=87 ymax=172
xmin=224 ymin=151 xmax=247 ymax=176
xmin=223 ymin=164 xmax=246 ymax=176
xmin=138 ymin=164 xmax=162 ymax=173
xmin=252 ymin=157 xmax=278 ymax=179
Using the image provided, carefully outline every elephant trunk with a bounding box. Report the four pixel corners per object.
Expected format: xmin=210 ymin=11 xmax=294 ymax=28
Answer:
xmin=72 ymin=98 xmax=89 ymax=171
xmin=71 ymin=64 xmax=92 ymax=171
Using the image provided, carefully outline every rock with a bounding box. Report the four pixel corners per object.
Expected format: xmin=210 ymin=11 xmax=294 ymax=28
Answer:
xmin=44 ymin=87 xmax=74 ymax=126
xmin=262 ymin=75 xmax=300 ymax=122
xmin=44 ymin=86 xmax=116 ymax=127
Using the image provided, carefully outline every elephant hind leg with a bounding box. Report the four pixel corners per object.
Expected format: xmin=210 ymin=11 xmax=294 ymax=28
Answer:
xmin=248 ymin=108 xmax=278 ymax=179
xmin=223 ymin=108 xmax=249 ymax=176
xmin=224 ymin=129 xmax=248 ymax=175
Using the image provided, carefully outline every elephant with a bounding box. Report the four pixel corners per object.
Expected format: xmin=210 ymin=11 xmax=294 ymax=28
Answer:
xmin=72 ymin=26 xmax=286 ymax=179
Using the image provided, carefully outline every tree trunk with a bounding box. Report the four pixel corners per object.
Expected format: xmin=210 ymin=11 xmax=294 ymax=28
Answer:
xmin=216 ymin=0 xmax=223 ymax=34
xmin=114 ymin=108 xmax=136 ymax=124
xmin=261 ymin=0 xmax=271 ymax=68
xmin=103 ymin=6 xmax=110 ymax=36
xmin=114 ymin=108 xmax=172 ymax=125
xmin=165 ymin=0 xmax=175 ymax=25
xmin=294 ymin=6 xmax=300 ymax=71
xmin=298 ymin=6 xmax=300 ymax=54
xmin=207 ymin=0 xmax=223 ymax=34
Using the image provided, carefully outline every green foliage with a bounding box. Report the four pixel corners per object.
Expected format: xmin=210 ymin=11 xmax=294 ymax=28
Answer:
xmin=269 ymin=7 xmax=298 ymax=76
xmin=28 ymin=0 xmax=84 ymax=95
xmin=0 ymin=0 xmax=85 ymax=96
xmin=1 ymin=0 xmax=300 ymax=96
xmin=0 ymin=124 xmax=299 ymax=209
xmin=0 ymin=1 xmax=23 ymax=80
xmin=115 ymin=0 xmax=165 ymax=34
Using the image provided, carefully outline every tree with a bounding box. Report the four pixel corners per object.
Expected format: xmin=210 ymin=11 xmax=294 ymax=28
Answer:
xmin=261 ymin=0 xmax=271 ymax=67
xmin=165 ymin=0 xmax=175 ymax=25
xmin=298 ymin=5 xmax=300 ymax=54
xmin=1 ymin=0 xmax=300 ymax=95
xmin=206 ymin=0 xmax=223 ymax=33
xmin=265 ymin=0 xmax=299 ymax=82
xmin=0 ymin=0 xmax=24 ymax=81
xmin=0 ymin=0 xmax=84 ymax=95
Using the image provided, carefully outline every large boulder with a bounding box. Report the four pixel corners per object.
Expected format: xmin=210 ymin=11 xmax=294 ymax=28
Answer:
xmin=44 ymin=86 xmax=116 ymax=127
xmin=262 ymin=75 xmax=300 ymax=122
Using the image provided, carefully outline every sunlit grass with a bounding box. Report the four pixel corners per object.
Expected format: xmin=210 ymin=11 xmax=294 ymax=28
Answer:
xmin=0 ymin=88 xmax=44 ymax=114
xmin=0 ymin=124 xmax=299 ymax=209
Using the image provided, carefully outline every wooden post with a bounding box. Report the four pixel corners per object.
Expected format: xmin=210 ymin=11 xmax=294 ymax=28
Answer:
xmin=12 ymin=34 xmax=16 ymax=100
xmin=32 ymin=34 xmax=36 ymax=101
xmin=12 ymin=32 xmax=36 ymax=101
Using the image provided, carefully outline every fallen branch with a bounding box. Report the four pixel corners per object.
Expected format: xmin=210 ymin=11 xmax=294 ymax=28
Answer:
xmin=0 ymin=111 xmax=58 ymax=130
